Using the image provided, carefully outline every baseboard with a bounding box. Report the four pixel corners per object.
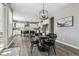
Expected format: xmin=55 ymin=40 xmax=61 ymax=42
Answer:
xmin=7 ymin=34 xmax=20 ymax=48
xmin=0 ymin=48 xmax=6 ymax=55
xmin=7 ymin=38 xmax=14 ymax=48
xmin=56 ymin=40 xmax=79 ymax=50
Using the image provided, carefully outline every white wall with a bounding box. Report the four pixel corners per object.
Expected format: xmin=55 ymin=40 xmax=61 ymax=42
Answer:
xmin=42 ymin=19 xmax=50 ymax=34
xmin=7 ymin=7 xmax=13 ymax=46
xmin=54 ymin=4 xmax=79 ymax=48
xmin=0 ymin=4 xmax=4 ymax=32
xmin=3 ymin=4 xmax=13 ymax=48
xmin=0 ymin=4 xmax=4 ymax=50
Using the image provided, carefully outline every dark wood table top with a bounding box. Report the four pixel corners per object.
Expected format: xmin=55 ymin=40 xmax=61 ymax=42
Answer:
xmin=39 ymin=35 xmax=48 ymax=39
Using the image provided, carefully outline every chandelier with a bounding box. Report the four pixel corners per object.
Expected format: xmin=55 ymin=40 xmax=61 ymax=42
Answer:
xmin=39 ymin=3 xmax=48 ymax=20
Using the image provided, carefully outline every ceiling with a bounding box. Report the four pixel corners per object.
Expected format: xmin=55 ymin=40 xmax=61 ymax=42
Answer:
xmin=10 ymin=3 xmax=71 ymax=22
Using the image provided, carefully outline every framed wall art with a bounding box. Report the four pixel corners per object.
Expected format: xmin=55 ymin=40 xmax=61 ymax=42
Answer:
xmin=57 ymin=16 xmax=73 ymax=27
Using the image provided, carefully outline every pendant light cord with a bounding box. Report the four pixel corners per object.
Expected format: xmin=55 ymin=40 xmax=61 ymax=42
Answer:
xmin=43 ymin=3 xmax=44 ymax=14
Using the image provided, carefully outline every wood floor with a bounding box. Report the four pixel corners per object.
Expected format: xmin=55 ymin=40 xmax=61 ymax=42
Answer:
xmin=10 ymin=35 xmax=79 ymax=56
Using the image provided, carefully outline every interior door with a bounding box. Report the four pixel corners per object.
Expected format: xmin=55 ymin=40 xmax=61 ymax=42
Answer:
xmin=50 ymin=17 xmax=54 ymax=34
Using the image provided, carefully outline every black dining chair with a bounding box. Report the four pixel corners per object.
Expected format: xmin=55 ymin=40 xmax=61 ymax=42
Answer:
xmin=44 ymin=34 xmax=57 ymax=55
xmin=30 ymin=32 xmax=39 ymax=55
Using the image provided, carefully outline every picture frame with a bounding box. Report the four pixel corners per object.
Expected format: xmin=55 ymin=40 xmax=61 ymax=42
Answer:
xmin=57 ymin=16 xmax=73 ymax=27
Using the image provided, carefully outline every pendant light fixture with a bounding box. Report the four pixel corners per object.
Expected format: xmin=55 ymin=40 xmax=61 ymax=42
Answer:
xmin=39 ymin=3 xmax=48 ymax=20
